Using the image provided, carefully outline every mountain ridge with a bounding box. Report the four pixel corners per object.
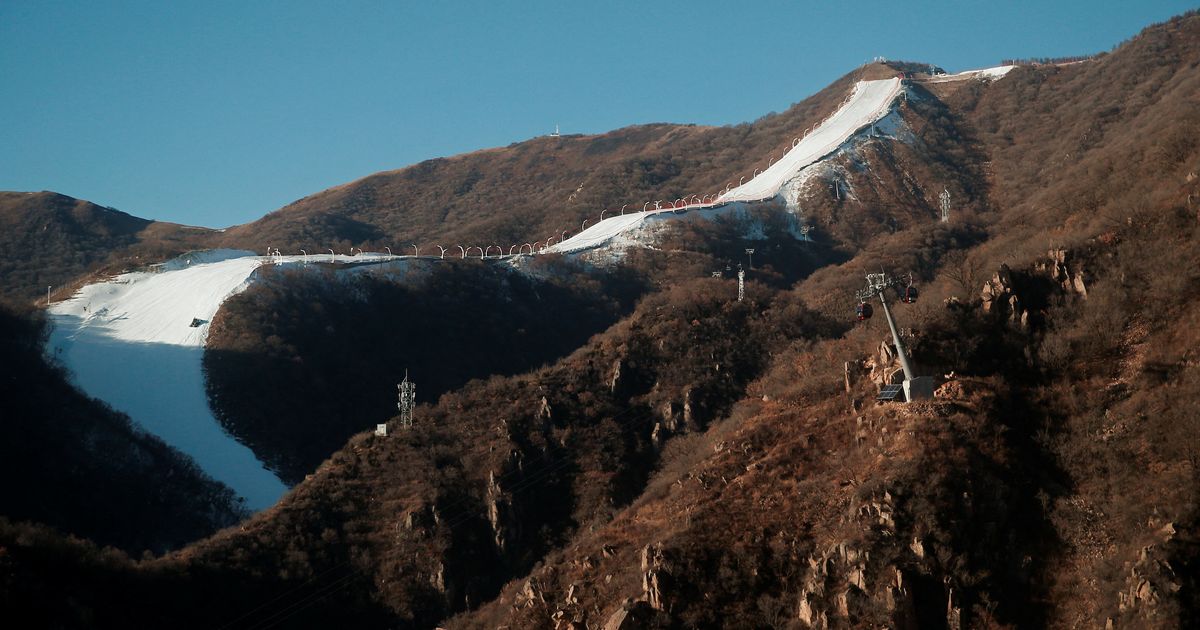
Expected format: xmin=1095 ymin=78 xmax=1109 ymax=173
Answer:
xmin=1 ymin=10 xmax=1198 ymax=628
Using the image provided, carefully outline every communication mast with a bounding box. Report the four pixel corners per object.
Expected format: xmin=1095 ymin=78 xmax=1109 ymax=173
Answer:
xmin=737 ymin=265 xmax=745 ymax=302
xmin=550 ymin=124 xmax=560 ymax=138
xmin=397 ymin=371 xmax=416 ymax=428
xmin=940 ymin=188 xmax=951 ymax=223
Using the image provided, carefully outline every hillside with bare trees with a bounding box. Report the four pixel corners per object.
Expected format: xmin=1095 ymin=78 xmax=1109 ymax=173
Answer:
xmin=1 ymin=10 xmax=1199 ymax=630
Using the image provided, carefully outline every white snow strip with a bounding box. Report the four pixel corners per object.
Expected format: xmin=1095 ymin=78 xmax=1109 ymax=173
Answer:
xmin=718 ymin=78 xmax=902 ymax=204
xmin=48 ymin=252 xmax=289 ymax=509
xmin=925 ymin=65 xmax=1015 ymax=83
xmin=45 ymin=250 xmax=417 ymax=510
xmin=544 ymin=208 xmax=680 ymax=254
xmin=546 ymin=78 xmax=902 ymax=255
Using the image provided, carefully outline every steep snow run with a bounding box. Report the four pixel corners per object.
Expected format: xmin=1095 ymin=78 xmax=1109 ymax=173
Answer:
xmin=717 ymin=78 xmax=902 ymax=203
xmin=47 ymin=250 xmax=419 ymax=510
xmin=543 ymin=207 xmax=678 ymax=254
xmin=48 ymin=251 xmax=292 ymax=509
xmin=548 ymin=77 xmax=902 ymax=254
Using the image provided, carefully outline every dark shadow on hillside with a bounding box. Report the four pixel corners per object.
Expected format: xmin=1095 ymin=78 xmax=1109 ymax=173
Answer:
xmin=47 ymin=311 xmax=288 ymax=510
xmin=0 ymin=304 xmax=250 ymax=553
xmin=204 ymin=261 xmax=645 ymax=485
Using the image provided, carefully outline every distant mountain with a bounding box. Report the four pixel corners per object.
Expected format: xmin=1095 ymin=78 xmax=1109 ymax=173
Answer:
xmin=0 ymin=191 xmax=213 ymax=303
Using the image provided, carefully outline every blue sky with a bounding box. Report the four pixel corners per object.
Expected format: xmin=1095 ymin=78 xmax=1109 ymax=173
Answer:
xmin=1 ymin=1 xmax=1193 ymax=228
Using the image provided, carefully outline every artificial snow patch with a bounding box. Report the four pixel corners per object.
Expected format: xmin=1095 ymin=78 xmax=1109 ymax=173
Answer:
xmin=926 ymin=65 xmax=1016 ymax=83
xmin=547 ymin=77 xmax=903 ymax=256
xmin=47 ymin=250 xmax=418 ymax=510
xmin=718 ymin=78 xmax=902 ymax=204
xmin=780 ymin=167 xmax=827 ymax=212
xmin=576 ymin=203 xmax=808 ymax=266
xmin=870 ymin=109 xmax=916 ymax=144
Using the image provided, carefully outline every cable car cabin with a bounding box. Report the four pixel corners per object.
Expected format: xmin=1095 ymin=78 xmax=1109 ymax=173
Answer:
xmin=856 ymin=302 xmax=873 ymax=321
xmin=901 ymin=285 xmax=919 ymax=304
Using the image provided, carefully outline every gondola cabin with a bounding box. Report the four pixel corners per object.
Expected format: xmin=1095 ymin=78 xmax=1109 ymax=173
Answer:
xmin=856 ymin=302 xmax=873 ymax=321
xmin=901 ymin=285 xmax=919 ymax=304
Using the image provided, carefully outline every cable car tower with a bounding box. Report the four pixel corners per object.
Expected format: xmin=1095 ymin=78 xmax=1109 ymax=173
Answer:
xmin=397 ymin=371 xmax=416 ymax=428
xmin=939 ymin=188 xmax=951 ymax=223
xmin=855 ymin=272 xmax=934 ymax=402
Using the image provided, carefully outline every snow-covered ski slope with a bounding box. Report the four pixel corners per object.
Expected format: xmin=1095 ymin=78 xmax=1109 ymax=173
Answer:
xmin=48 ymin=250 xmax=420 ymax=508
xmin=48 ymin=250 xmax=290 ymax=509
xmin=717 ymin=78 xmax=902 ymax=203
xmin=547 ymin=77 xmax=902 ymax=254
xmin=543 ymin=207 xmax=678 ymax=254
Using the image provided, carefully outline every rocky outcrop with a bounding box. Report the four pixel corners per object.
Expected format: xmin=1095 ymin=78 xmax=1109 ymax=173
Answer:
xmin=864 ymin=339 xmax=904 ymax=387
xmin=640 ymin=543 xmax=674 ymax=612
xmin=1036 ymin=248 xmax=1088 ymax=298
xmin=980 ymin=264 xmax=1028 ymax=326
xmin=609 ymin=358 xmax=623 ymax=394
xmin=486 ymin=451 xmax=525 ymax=558
xmin=1115 ymin=520 xmax=1181 ymax=624
xmin=651 ymin=386 xmax=698 ymax=448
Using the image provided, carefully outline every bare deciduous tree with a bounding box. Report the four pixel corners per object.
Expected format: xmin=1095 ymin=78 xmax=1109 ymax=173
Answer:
xmin=943 ymin=250 xmax=984 ymax=300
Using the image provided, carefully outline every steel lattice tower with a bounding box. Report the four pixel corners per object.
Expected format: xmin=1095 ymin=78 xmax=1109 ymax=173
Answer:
xmin=397 ymin=371 xmax=416 ymax=428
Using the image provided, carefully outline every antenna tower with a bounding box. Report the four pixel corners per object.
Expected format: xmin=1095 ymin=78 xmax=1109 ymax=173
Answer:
xmin=737 ymin=265 xmax=745 ymax=302
xmin=397 ymin=370 xmax=416 ymax=428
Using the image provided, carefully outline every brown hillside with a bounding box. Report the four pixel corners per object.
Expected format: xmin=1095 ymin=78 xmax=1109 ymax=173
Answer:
xmin=217 ymin=65 xmax=896 ymax=255
xmin=2 ymin=11 xmax=1199 ymax=630
xmin=0 ymin=191 xmax=214 ymax=303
